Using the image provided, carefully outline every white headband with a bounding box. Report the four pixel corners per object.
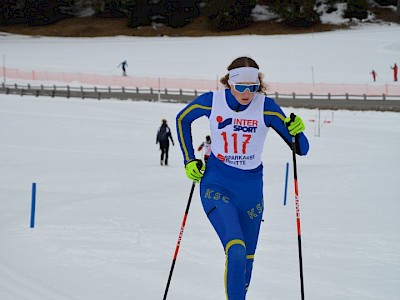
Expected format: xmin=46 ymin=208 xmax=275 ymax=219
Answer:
xmin=228 ymin=67 xmax=259 ymax=84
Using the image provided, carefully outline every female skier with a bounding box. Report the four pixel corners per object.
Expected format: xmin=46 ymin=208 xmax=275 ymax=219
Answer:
xmin=176 ymin=56 xmax=309 ymax=299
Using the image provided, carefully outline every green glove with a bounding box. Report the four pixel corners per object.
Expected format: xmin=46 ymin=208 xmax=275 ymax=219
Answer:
xmin=284 ymin=114 xmax=305 ymax=136
xmin=185 ymin=159 xmax=205 ymax=183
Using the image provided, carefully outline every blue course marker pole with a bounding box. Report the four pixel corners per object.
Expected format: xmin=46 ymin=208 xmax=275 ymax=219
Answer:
xmin=30 ymin=182 xmax=36 ymax=228
xmin=283 ymin=162 xmax=289 ymax=206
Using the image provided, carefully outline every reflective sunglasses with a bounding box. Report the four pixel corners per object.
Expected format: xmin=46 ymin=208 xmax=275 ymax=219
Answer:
xmin=231 ymin=82 xmax=260 ymax=93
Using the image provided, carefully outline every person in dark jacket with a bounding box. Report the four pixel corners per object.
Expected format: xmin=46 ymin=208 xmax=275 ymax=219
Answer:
xmin=156 ymin=119 xmax=174 ymax=166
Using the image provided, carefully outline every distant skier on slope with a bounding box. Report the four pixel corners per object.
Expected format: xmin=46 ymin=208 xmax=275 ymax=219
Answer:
xmin=391 ymin=63 xmax=398 ymax=82
xmin=176 ymin=56 xmax=309 ymax=300
xmin=118 ymin=60 xmax=128 ymax=76
xmin=197 ymin=135 xmax=212 ymax=163
xmin=371 ymin=70 xmax=377 ymax=82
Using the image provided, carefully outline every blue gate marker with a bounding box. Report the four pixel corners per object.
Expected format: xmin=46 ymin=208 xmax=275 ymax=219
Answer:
xmin=30 ymin=182 xmax=36 ymax=228
xmin=283 ymin=162 xmax=289 ymax=206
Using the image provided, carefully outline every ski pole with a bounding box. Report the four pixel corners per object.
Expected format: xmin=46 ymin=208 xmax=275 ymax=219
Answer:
xmin=288 ymin=113 xmax=305 ymax=300
xmin=163 ymin=181 xmax=196 ymax=300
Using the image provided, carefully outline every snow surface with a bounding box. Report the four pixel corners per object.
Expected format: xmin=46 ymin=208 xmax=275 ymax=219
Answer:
xmin=1 ymin=24 xmax=400 ymax=84
xmin=0 ymin=24 xmax=400 ymax=300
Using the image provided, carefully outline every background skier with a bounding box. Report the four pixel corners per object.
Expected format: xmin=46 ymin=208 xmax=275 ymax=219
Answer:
xmin=118 ymin=60 xmax=128 ymax=76
xmin=156 ymin=119 xmax=174 ymax=166
xmin=391 ymin=63 xmax=398 ymax=82
xmin=197 ymin=135 xmax=212 ymax=163
xmin=371 ymin=70 xmax=377 ymax=82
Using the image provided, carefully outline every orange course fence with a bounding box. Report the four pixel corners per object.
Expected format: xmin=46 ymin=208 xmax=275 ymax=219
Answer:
xmin=1 ymin=68 xmax=399 ymax=96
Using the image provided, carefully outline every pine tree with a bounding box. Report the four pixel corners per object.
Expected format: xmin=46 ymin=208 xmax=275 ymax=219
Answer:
xmin=206 ymin=0 xmax=257 ymax=30
xmin=127 ymin=0 xmax=151 ymax=27
xmin=270 ymin=0 xmax=320 ymax=27
xmin=0 ymin=0 xmax=28 ymax=24
xmin=397 ymin=0 xmax=400 ymax=18
xmin=344 ymin=0 xmax=369 ymax=20
xmin=164 ymin=0 xmax=200 ymax=28
xmin=127 ymin=0 xmax=200 ymax=28
xmin=374 ymin=0 xmax=396 ymax=5
xmin=25 ymin=0 xmax=73 ymax=25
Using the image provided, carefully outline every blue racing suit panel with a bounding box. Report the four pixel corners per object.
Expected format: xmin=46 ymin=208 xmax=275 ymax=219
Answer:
xmin=200 ymin=153 xmax=264 ymax=300
xmin=225 ymin=240 xmax=246 ymax=300
xmin=176 ymin=92 xmax=213 ymax=164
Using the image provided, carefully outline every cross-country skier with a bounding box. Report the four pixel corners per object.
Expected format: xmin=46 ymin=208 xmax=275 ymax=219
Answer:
xmin=391 ymin=63 xmax=398 ymax=82
xmin=197 ymin=135 xmax=212 ymax=163
xmin=371 ymin=70 xmax=377 ymax=82
xmin=118 ymin=60 xmax=128 ymax=76
xmin=176 ymin=56 xmax=309 ymax=300
xmin=156 ymin=119 xmax=174 ymax=166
